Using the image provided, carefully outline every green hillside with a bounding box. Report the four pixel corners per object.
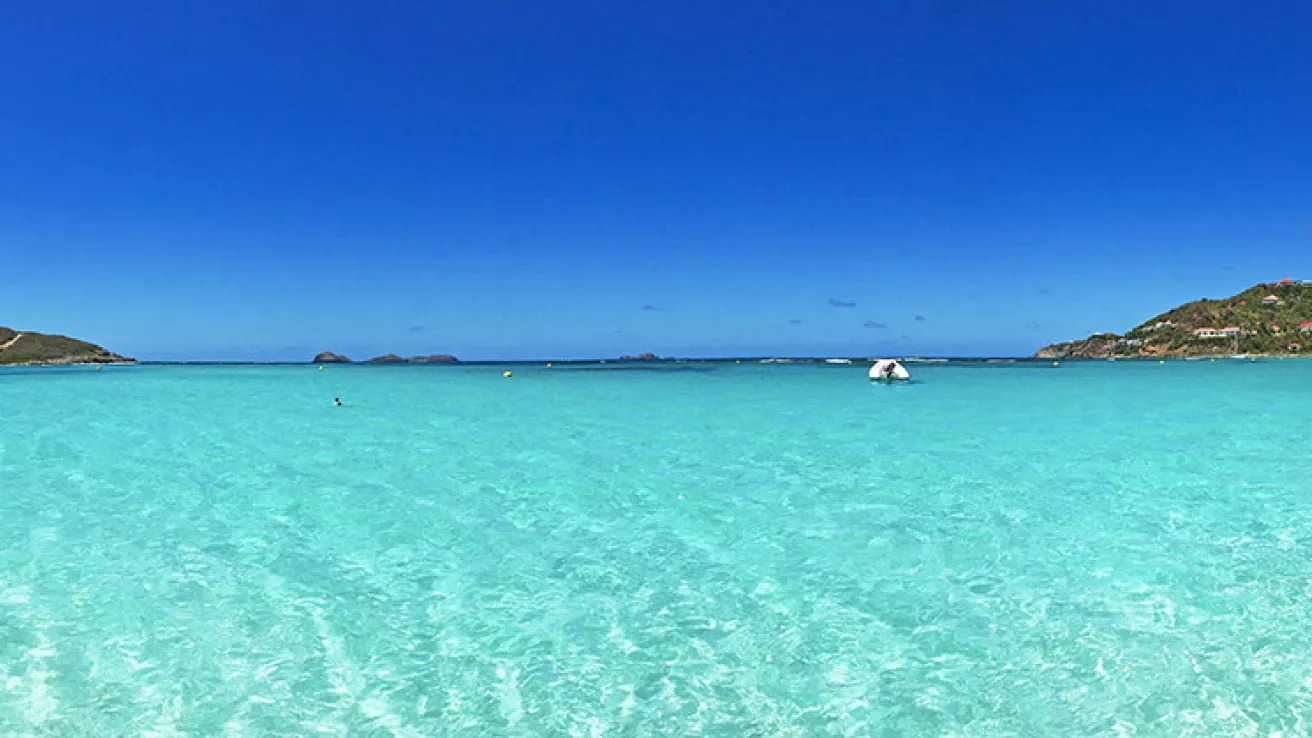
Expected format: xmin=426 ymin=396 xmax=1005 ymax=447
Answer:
xmin=0 ymin=327 xmax=131 ymax=365
xmin=1036 ymin=281 xmax=1312 ymax=358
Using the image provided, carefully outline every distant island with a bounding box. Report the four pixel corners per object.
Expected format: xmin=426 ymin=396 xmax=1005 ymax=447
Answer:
xmin=0 ymin=326 xmax=132 ymax=366
xmin=313 ymin=352 xmax=353 ymax=363
xmin=312 ymin=351 xmax=458 ymax=364
xmin=365 ymin=354 xmax=459 ymax=364
xmin=1036 ymin=280 xmax=1312 ymax=358
xmin=619 ymin=352 xmax=667 ymax=361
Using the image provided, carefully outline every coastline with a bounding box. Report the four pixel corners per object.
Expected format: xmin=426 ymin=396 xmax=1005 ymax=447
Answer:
xmin=0 ymin=359 xmax=137 ymax=368
xmin=7 ymin=355 xmax=1309 ymax=369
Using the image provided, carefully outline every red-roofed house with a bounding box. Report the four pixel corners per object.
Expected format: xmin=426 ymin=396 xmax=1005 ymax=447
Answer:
xmin=1220 ymin=326 xmax=1243 ymax=336
xmin=1300 ymin=322 xmax=1312 ymax=334
xmin=1278 ymin=278 xmax=1295 ymax=285
xmin=1290 ymin=344 xmax=1303 ymax=352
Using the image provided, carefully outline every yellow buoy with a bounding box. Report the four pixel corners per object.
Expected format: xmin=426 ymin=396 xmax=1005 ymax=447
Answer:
xmin=735 ymin=360 xmax=741 ymax=364
xmin=1052 ymin=361 xmax=1059 ymax=367
xmin=1160 ymin=360 xmax=1165 ymax=364
xmin=319 ymin=365 xmax=324 ymax=370
xmin=503 ymin=370 xmax=513 ymax=378
xmin=546 ymin=363 xmax=552 ymax=368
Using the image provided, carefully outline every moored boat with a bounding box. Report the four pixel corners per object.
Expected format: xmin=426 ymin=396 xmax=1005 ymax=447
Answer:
xmin=869 ymin=359 xmax=911 ymax=382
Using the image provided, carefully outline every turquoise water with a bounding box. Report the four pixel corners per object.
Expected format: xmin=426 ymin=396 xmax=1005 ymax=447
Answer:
xmin=3 ymin=361 xmax=1312 ymax=736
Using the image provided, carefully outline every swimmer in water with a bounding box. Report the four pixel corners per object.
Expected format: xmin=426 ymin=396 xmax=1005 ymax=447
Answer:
xmin=334 ymin=397 xmax=343 ymax=406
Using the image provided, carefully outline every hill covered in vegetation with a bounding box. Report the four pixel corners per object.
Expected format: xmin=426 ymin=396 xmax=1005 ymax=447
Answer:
xmin=0 ymin=327 xmax=132 ymax=365
xmin=1036 ymin=281 xmax=1312 ymax=358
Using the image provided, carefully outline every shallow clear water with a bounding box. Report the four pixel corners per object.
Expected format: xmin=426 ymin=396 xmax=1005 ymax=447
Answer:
xmin=3 ymin=360 xmax=1312 ymax=736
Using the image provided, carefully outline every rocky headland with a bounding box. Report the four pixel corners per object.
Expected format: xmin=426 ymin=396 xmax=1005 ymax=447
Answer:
xmin=0 ymin=327 xmax=132 ymax=366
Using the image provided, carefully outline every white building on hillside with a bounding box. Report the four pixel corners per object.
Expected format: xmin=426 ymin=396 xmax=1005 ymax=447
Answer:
xmin=1193 ymin=327 xmax=1243 ymax=338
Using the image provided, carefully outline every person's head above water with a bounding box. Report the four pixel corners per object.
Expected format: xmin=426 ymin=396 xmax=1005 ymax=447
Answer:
xmin=334 ymin=397 xmax=342 ymax=405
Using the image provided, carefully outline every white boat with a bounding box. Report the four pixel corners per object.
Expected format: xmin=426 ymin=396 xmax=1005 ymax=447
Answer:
xmin=825 ymin=358 xmax=852 ymax=364
xmin=869 ymin=359 xmax=911 ymax=382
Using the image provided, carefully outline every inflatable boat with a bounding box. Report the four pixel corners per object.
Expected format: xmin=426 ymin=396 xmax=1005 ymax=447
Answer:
xmin=869 ymin=359 xmax=911 ymax=382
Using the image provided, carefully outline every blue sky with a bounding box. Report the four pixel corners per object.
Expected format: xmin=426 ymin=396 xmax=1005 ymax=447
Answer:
xmin=2 ymin=1 xmax=1309 ymax=360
